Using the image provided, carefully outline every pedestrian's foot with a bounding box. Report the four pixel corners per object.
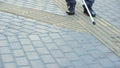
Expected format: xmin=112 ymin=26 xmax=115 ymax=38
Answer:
xmin=84 ymin=10 xmax=96 ymax=17
xmin=91 ymin=10 xmax=96 ymax=17
xmin=66 ymin=11 xmax=75 ymax=15
xmin=84 ymin=10 xmax=89 ymax=16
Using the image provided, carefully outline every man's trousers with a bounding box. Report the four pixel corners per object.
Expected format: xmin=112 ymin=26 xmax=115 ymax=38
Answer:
xmin=65 ymin=0 xmax=76 ymax=13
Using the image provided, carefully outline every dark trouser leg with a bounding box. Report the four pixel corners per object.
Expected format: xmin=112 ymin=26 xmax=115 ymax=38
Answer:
xmin=65 ymin=0 xmax=76 ymax=15
xmin=65 ymin=0 xmax=70 ymax=7
xmin=69 ymin=2 xmax=76 ymax=13
xmin=83 ymin=0 xmax=96 ymax=17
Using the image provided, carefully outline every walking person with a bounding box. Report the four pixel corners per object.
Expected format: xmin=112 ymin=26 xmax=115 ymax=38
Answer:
xmin=65 ymin=0 xmax=96 ymax=17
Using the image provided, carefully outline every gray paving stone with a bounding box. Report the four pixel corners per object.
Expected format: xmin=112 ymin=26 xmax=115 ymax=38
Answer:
xmin=49 ymin=33 xmax=61 ymax=39
xmin=31 ymin=60 xmax=45 ymax=68
xmin=19 ymin=28 xmax=34 ymax=34
xmin=18 ymin=66 xmax=31 ymax=68
xmin=18 ymin=32 xmax=30 ymax=36
xmin=16 ymin=57 xmax=29 ymax=66
xmin=105 ymin=52 xmax=120 ymax=62
xmin=13 ymin=49 xmax=25 ymax=57
xmin=19 ymin=38 xmax=31 ymax=45
xmin=66 ymin=41 xmax=80 ymax=48
xmin=0 ymin=40 xmax=8 ymax=47
xmin=0 ymin=57 xmax=3 ymax=68
xmin=4 ymin=63 xmax=17 ymax=68
xmin=10 ymin=42 xmax=22 ymax=50
xmin=41 ymin=55 xmax=55 ymax=63
xmin=23 ymin=22 xmax=35 ymax=26
xmin=81 ymin=43 xmax=97 ymax=51
xmin=41 ymin=36 xmax=53 ymax=43
xmin=32 ymin=41 xmax=44 ymax=48
xmin=114 ymin=61 xmax=120 ymax=68
xmin=77 ymin=65 xmax=89 ymax=68
xmin=1 ymin=31 xmax=15 ymax=35
xmin=36 ymin=47 xmax=50 ymax=55
xmin=0 ymin=24 xmax=7 ymax=30
xmin=8 ymin=23 xmax=22 ymax=30
xmin=34 ymin=29 xmax=49 ymax=33
xmin=56 ymin=58 xmax=71 ymax=67
xmin=59 ymin=32 xmax=68 ymax=35
xmin=45 ymin=43 xmax=59 ymax=50
xmin=10 ymin=23 xmax=23 ymax=27
xmin=61 ymin=34 xmax=74 ymax=41
xmin=74 ymin=48 xmax=88 ymax=56
xmin=18 ymin=35 xmax=29 ymax=39
xmin=0 ymin=47 xmax=11 ymax=54
xmin=0 ymin=19 xmax=11 ymax=23
xmin=79 ymin=55 xmax=97 ymax=64
xmin=53 ymin=38 xmax=66 ymax=46
xmin=0 ymin=35 xmax=6 ymax=40
xmin=65 ymin=52 xmax=80 ymax=61
xmin=72 ymin=60 xmax=86 ymax=68
xmin=59 ymin=45 xmax=73 ymax=53
xmin=1 ymin=54 xmax=14 ymax=62
xmin=35 ymin=25 xmax=49 ymax=30
xmin=11 ymin=18 xmax=23 ymax=22
xmin=88 ymin=63 xmax=103 ymax=68
xmin=47 ymin=28 xmax=61 ymax=33
xmin=29 ymin=35 xmax=40 ymax=41
xmin=7 ymin=36 xmax=19 ymax=43
xmin=65 ymin=66 xmax=75 ymax=68
xmin=51 ymin=50 xmax=64 ymax=58
xmin=96 ymin=45 xmax=112 ymax=53
xmin=23 ymin=45 xmax=35 ymax=52
xmin=98 ymin=58 xmax=115 ymax=68
xmin=21 ymin=25 xmax=35 ymax=30
xmin=88 ymin=49 xmax=106 ymax=59
xmin=46 ymin=63 xmax=60 ymax=68
xmin=6 ymin=28 xmax=20 ymax=34
xmin=26 ymin=52 xmax=39 ymax=60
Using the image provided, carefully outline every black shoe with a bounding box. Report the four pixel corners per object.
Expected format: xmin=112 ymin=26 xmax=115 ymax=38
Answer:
xmin=84 ymin=10 xmax=89 ymax=16
xmin=83 ymin=5 xmax=96 ymax=17
xmin=90 ymin=10 xmax=96 ymax=17
xmin=66 ymin=11 xmax=75 ymax=15
xmin=84 ymin=10 xmax=96 ymax=17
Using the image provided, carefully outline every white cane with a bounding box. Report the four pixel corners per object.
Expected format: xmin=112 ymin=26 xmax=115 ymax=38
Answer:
xmin=82 ymin=0 xmax=96 ymax=25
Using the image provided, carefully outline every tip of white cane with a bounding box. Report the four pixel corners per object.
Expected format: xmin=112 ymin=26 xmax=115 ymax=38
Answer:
xmin=93 ymin=22 xmax=96 ymax=25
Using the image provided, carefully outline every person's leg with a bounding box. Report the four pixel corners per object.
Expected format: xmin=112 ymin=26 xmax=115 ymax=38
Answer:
xmin=83 ymin=0 xmax=96 ymax=17
xmin=66 ymin=0 xmax=76 ymax=15
xmin=69 ymin=2 xmax=76 ymax=13
xmin=65 ymin=0 xmax=70 ymax=7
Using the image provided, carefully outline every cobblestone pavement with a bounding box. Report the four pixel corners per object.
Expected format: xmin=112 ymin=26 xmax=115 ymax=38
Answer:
xmin=0 ymin=0 xmax=120 ymax=68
